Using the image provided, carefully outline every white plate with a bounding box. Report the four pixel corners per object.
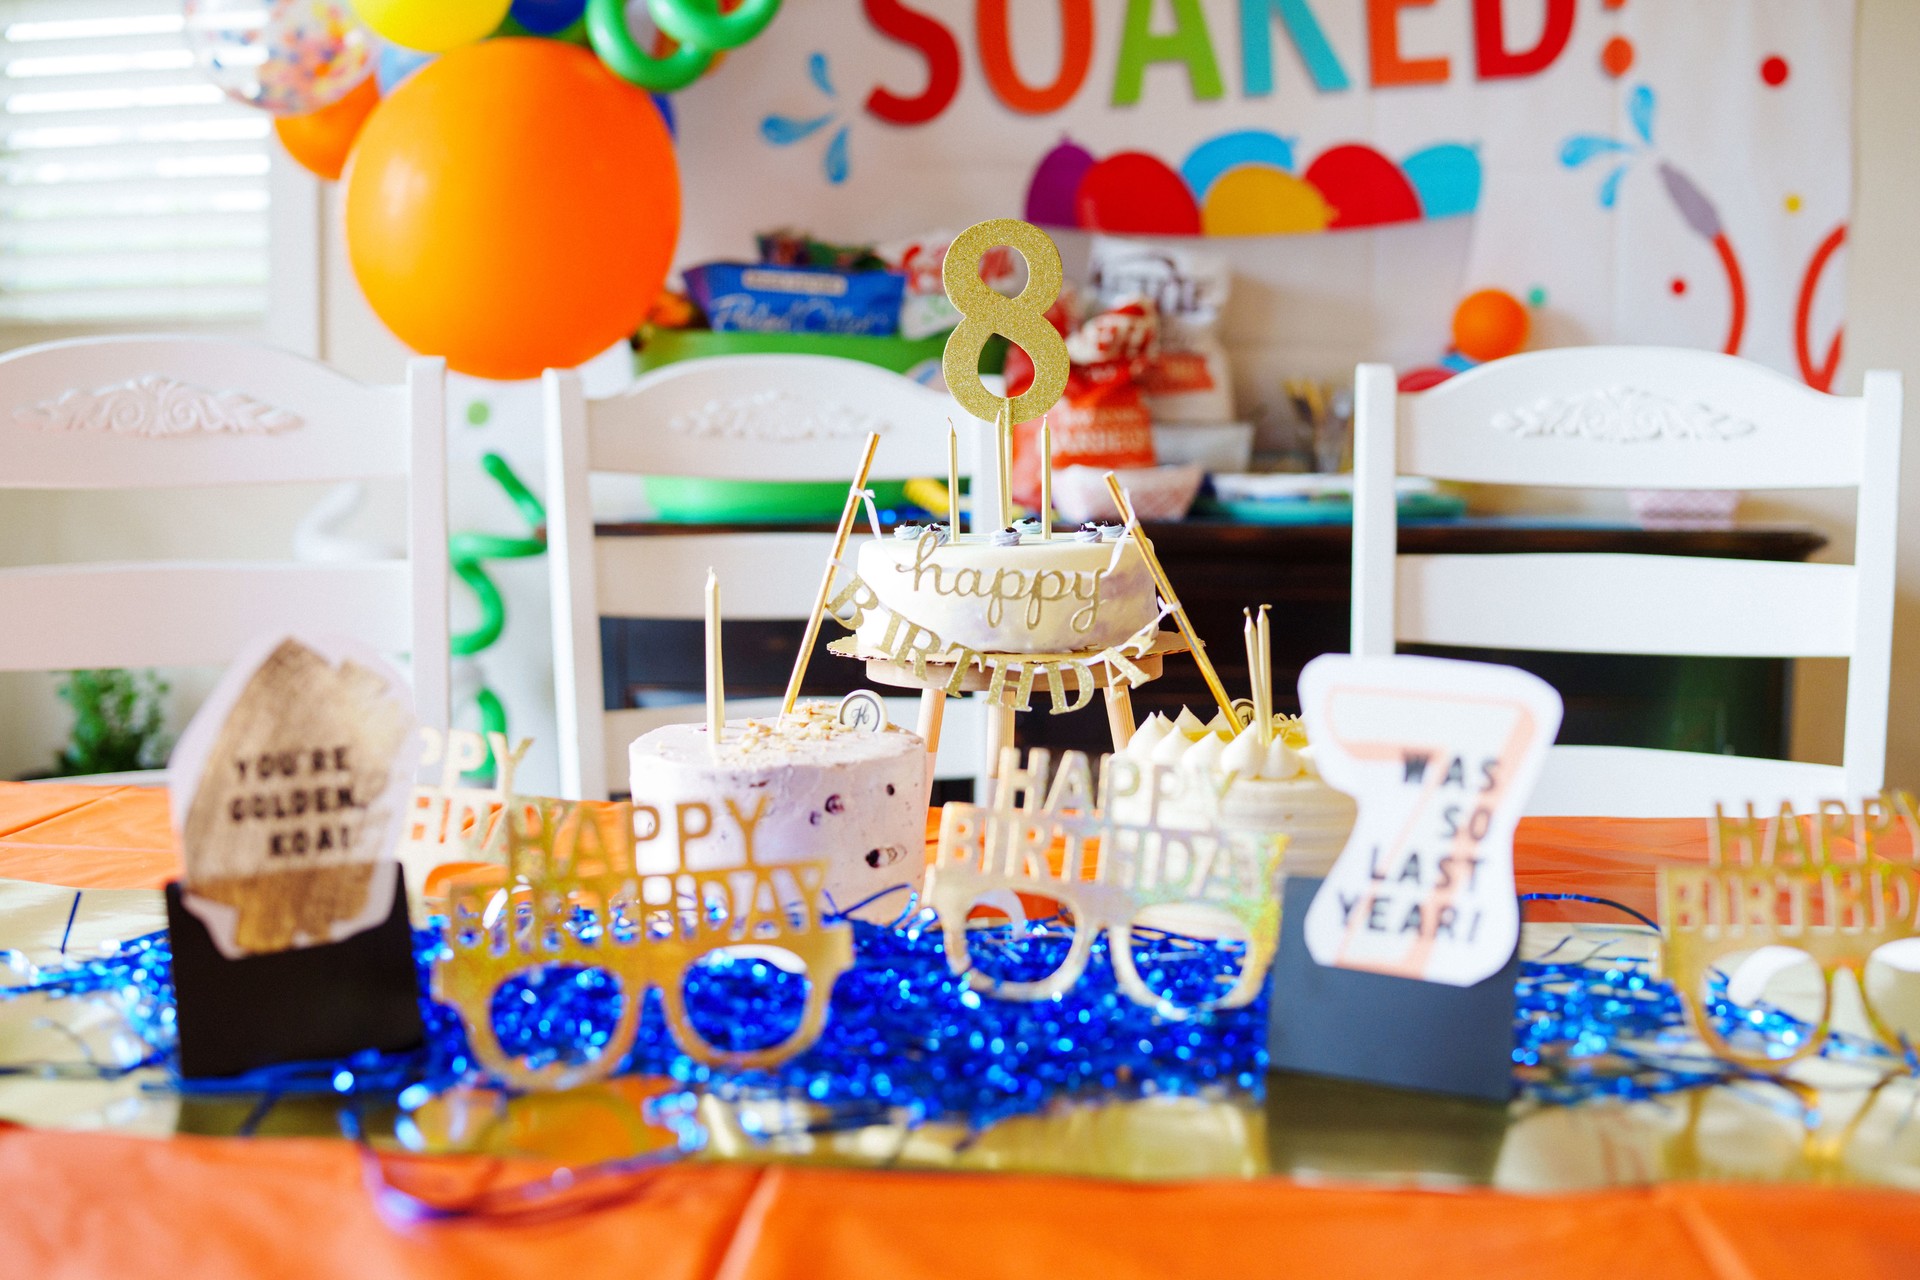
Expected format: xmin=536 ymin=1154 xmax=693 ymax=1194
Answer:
xmin=1209 ymin=473 xmax=1441 ymax=502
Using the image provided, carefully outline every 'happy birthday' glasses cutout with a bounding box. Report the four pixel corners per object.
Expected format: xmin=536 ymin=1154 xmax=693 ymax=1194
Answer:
xmin=1659 ymin=793 xmax=1920 ymax=1072
xmin=932 ymin=748 xmax=1284 ymax=1021
xmin=432 ymin=789 xmax=851 ymax=1092
xmin=400 ymin=729 xmax=532 ymax=869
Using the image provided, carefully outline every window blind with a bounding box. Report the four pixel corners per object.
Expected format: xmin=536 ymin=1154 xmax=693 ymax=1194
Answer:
xmin=0 ymin=0 xmax=271 ymax=325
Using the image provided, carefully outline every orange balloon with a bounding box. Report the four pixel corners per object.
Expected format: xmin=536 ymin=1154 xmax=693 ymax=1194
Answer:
xmin=344 ymin=39 xmax=680 ymax=381
xmin=274 ymin=76 xmax=380 ymax=182
xmin=1451 ymin=289 xmax=1531 ymax=363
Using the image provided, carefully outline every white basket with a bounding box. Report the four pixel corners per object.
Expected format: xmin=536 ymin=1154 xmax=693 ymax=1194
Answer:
xmin=1054 ymin=463 xmax=1206 ymax=523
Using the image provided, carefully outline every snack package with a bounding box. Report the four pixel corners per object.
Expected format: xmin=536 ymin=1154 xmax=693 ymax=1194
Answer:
xmin=1009 ymin=298 xmax=1159 ymax=510
xmin=682 ymin=262 xmax=905 ymax=336
xmin=1087 ymin=236 xmax=1234 ymax=424
xmin=755 ymin=229 xmax=887 ymax=271
xmin=877 ymin=231 xmax=1028 ymax=340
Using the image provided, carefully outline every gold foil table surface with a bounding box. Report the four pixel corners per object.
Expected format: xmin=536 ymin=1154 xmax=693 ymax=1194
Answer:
xmin=4 ymin=883 xmax=1918 ymax=1192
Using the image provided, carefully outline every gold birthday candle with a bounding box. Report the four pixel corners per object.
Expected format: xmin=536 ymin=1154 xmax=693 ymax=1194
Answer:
xmin=1040 ymin=415 xmax=1053 ymax=539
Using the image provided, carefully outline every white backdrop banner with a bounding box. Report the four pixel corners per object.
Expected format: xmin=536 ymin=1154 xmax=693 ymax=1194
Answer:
xmin=673 ymin=0 xmax=1853 ymax=384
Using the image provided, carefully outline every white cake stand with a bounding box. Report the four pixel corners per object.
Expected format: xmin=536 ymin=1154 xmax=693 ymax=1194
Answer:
xmin=839 ymin=631 xmax=1190 ymax=779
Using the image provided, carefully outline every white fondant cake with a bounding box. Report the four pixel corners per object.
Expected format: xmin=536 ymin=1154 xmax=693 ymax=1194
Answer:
xmin=851 ymin=527 xmax=1158 ymax=656
xmin=1109 ymin=708 xmax=1358 ymax=878
xmin=628 ymin=702 xmax=928 ymax=922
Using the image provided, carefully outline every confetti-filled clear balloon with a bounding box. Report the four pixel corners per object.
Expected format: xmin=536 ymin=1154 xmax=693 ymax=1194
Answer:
xmin=183 ymin=0 xmax=376 ymax=116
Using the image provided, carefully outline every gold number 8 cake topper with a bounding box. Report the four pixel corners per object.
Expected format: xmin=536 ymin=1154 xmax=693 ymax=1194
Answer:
xmin=941 ymin=218 xmax=1070 ymax=426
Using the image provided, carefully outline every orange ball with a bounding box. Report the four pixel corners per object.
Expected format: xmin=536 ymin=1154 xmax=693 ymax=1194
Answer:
xmin=1451 ymin=289 xmax=1531 ymax=363
xmin=274 ymin=75 xmax=380 ymax=182
xmin=345 ymin=39 xmax=680 ymax=381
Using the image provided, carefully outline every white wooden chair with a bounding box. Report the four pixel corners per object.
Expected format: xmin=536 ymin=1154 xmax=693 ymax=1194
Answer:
xmin=1350 ymin=348 xmax=1901 ymax=817
xmin=0 ymin=337 xmax=451 ymax=765
xmin=544 ymin=353 xmax=988 ymax=801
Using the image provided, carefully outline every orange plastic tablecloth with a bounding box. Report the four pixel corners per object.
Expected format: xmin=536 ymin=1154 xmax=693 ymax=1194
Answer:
xmin=2 ymin=781 xmax=1915 ymax=1279
xmin=0 ymin=781 xmax=1714 ymax=917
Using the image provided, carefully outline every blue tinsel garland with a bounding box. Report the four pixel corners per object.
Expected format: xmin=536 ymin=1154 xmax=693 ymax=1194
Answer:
xmin=4 ymin=911 xmax=1908 ymax=1124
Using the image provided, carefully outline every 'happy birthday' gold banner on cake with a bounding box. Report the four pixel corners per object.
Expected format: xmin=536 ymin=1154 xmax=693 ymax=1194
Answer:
xmin=429 ymin=777 xmax=851 ymax=1092
xmin=932 ymin=747 xmax=1284 ymax=1020
xmin=827 ymin=567 xmax=1167 ymax=712
xmin=1660 ymin=793 xmax=1920 ymax=1072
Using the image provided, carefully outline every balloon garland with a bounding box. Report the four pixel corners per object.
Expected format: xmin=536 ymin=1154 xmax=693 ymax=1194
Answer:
xmin=587 ymin=0 xmax=784 ymax=93
xmin=182 ymin=0 xmax=781 ymax=770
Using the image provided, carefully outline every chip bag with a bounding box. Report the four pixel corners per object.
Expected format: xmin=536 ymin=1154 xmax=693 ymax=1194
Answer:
xmin=1088 ymin=236 xmax=1234 ymax=424
xmin=1009 ymin=298 xmax=1159 ymax=510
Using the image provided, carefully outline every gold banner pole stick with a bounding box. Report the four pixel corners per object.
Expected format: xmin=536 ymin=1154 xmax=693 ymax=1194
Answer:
xmin=1105 ymin=471 xmax=1236 ymax=723
xmin=781 ymin=432 xmax=881 ymax=718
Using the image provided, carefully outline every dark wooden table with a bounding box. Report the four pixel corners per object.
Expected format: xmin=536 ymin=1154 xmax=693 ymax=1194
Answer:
xmin=597 ymin=518 xmax=1827 ymax=781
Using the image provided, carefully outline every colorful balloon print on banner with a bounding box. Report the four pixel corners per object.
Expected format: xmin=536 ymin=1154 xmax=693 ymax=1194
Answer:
xmin=1026 ymin=131 xmax=1482 ymax=239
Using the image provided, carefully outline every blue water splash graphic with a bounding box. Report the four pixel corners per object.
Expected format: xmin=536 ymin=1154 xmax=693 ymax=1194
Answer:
xmin=1560 ymin=84 xmax=1658 ymax=209
xmin=824 ymin=126 xmax=851 ymax=185
xmin=1627 ymin=85 xmax=1656 ymax=144
xmin=761 ymin=113 xmax=834 ymax=146
xmin=1559 ymin=135 xmax=1631 ymax=168
xmin=1597 ymin=165 xmax=1628 ymax=209
xmin=760 ymin=51 xmax=851 ymax=186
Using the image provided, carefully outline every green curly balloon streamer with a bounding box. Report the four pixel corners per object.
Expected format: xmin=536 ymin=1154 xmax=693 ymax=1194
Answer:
xmin=450 ymin=453 xmax=545 ymax=657
xmin=646 ymin=0 xmax=782 ymax=52
xmin=586 ymin=0 xmax=713 ymax=92
xmin=450 ymin=453 xmax=545 ymax=780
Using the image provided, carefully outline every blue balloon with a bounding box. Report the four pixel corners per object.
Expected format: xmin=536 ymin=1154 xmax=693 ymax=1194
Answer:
xmin=1179 ymin=130 xmax=1296 ymax=202
xmin=510 ymin=0 xmax=588 ymax=36
xmin=651 ymin=93 xmax=675 ymax=138
xmin=375 ymin=42 xmax=433 ymax=95
xmin=1401 ymin=143 xmax=1482 ymax=220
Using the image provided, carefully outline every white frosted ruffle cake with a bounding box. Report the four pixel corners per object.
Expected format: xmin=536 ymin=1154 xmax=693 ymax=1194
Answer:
xmin=1108 ymin=707 xmax=1358 ymax=878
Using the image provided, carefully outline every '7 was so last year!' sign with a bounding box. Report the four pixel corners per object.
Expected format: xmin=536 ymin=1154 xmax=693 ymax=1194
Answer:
xmin=1269 ymin=655 xmax=1561 ymax=1102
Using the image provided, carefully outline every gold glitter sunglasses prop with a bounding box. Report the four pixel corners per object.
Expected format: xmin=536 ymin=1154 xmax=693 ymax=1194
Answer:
xmin=1659 ymin=795 xmax=1920 ymax=1073
xmin=433 ymin=793 xmax=852 ymax=1092
xmin=931 ymin=748 xmax=1284 ymax=1020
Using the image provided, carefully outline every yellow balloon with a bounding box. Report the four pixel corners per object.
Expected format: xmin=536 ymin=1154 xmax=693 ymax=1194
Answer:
xmin=351 ymin=0 xmax=511 ymax=53
xmin=1202 ymin=166 xmax=1333 ymax=237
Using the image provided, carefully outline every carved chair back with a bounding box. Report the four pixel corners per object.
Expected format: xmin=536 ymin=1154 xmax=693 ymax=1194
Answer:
xmin=0 ymin=336 xmax=449 ymax=735
xmin=1350 ymin=347 xmax=1902 ymax=815
xmin=543 ymin=354 xmax=985 ymax=800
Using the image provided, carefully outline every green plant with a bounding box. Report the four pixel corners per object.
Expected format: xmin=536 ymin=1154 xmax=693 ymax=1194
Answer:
xmin=55 ymin=668 xmax=170 ymax=776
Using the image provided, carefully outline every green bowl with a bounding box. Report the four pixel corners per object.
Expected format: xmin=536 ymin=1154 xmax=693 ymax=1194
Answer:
xmin=643 ymin=477 xmax=913 ymax=523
